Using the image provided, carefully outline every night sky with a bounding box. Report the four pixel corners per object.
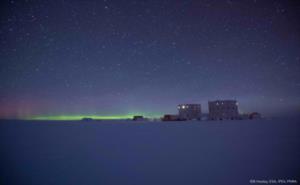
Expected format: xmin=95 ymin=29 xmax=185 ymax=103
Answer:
xmin=0 ymin=0 xmax=300 ymax=119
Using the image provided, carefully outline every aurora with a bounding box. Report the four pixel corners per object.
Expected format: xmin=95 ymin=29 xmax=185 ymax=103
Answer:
xmin=27 ymin=113 xmax=162 ymax=121
xmin=0 ymin=0 xmax=300 ymax=119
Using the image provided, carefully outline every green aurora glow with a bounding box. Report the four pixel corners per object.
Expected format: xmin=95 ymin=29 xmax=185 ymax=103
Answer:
xmin=27 ymin=113 xmax=162 ymax=120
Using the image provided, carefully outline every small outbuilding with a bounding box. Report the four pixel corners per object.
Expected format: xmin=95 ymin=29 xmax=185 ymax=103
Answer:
xmin=249 ymin=112 xmax=262 ymax=119
xmin=133 ymin=116 xmax=147 ymax=121
xmin=162 ymin=114 xmax=180 ymax=121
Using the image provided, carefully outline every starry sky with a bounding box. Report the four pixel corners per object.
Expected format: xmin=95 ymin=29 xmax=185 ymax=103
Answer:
xmin=0 ymin=0 xmax=300 ymax=119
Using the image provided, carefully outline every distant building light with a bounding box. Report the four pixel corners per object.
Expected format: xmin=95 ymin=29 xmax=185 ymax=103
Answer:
xmin=178 ymin=103 xmax=202 ymax=120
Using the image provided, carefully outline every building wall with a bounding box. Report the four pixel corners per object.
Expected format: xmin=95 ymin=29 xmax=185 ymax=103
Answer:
xmin=178 ymin=104 xmax=202 ymax=120
xmin=208 ymin=100 xmax=239 ymax=120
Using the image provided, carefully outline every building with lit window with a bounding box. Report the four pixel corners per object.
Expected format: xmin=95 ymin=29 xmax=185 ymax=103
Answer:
xmin=177 ymin=104 xmax=202 ymax=120
xmin=208 ymin=100 xmax=239 ymax=120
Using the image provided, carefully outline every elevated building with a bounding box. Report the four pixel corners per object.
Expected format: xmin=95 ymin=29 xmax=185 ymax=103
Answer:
xmin=208 ymin=100 xmax=239 ymax=120
xmin=178 ymin=104 xmax=202 ymax=120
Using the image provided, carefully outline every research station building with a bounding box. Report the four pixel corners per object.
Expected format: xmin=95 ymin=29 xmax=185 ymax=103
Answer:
xmin=177 ymin=104 xmax=202 ymax=120
xmin=208 ymin=100 xmax=239 ymax=120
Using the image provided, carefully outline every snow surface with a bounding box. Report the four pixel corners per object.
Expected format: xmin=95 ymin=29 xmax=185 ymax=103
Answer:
xmin=0 ymin=119 xmax=299 ymax=185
